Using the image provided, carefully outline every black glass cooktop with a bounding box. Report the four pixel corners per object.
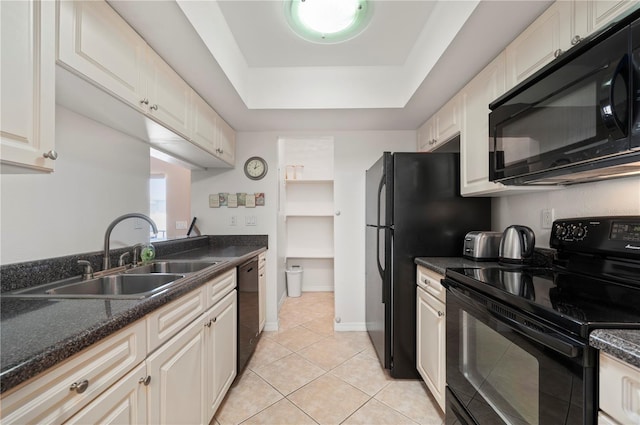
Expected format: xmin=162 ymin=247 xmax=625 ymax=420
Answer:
xmin=445 ymin=266 xmax=640 ymax=338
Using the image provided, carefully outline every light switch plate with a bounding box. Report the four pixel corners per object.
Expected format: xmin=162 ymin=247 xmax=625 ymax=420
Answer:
xmin=541 ymin=208 xmax=554 ymax=229
xmin=176 ymin=221 xmax=188 ymax=230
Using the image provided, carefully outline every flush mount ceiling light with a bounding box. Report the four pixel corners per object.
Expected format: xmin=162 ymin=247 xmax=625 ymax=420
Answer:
xmin=285 ymin=0 xmax=372 ymax=44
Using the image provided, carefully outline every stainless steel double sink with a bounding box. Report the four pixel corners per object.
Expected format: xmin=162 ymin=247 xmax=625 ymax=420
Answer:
xmin=5 ymin=260 xmax=226 ymax=300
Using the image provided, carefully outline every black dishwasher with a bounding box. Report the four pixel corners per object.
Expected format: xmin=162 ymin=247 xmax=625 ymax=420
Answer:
xmin=237 ymin=257 xmax=260 ymax=374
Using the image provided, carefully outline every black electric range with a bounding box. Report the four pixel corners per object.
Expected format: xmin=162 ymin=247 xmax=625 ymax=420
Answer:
xmin=443 ymin=217 xmax=640 ymax=425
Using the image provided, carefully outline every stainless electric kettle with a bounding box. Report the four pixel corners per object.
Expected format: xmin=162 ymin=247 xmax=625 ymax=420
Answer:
xmin=499 ymin=225 xmax=535 ymax=264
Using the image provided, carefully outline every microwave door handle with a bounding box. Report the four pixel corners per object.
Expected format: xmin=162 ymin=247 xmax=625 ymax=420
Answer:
xmin=599 ymin=54 xmax=629 ymax=139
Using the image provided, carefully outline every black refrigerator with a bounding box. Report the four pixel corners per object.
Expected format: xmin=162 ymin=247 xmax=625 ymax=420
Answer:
xmin=365 ymin=152 xmax=491 ymax=378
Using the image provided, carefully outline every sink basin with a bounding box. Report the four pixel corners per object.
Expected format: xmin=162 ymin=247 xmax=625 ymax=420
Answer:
xmin=5 ymin=273 xmax=185 ymax=299
xmin=125 ymin=260 xmax=224 ymax=274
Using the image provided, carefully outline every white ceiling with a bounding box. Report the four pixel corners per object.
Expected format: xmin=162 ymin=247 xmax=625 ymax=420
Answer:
xmin=107 ymin=0 xmax=553 ymax=132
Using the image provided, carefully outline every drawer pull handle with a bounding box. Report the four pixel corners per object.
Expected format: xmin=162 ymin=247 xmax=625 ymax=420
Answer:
xmin=438 ymin=311 xmax=444 ymax=317
xmin=205 ymin=319 xmax=212 ymax=328
xmin=212 ymin=317 xmax=217 ymax=323
xmin=150 ymin=104 xmax=158 ymax=111
xmin=70 ymin=380 xmax=89 ymax=394
xmin=554 ymin=49 xmax=563 ymax=58
xmin=139 ymin=376 xmax=151 ymax=386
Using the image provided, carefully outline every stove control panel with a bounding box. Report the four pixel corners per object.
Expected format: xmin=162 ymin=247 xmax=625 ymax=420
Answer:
xmin=550 ymin=216 xmax=640 ymax=258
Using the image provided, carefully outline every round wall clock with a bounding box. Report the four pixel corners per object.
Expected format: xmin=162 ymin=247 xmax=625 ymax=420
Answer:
xmin=244 ymin=156 xmax=268 ymax=180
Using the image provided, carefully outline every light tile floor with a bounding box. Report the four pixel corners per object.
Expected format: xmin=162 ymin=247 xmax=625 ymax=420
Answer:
xmin=213 ymin=292 xmax=444 ymax=425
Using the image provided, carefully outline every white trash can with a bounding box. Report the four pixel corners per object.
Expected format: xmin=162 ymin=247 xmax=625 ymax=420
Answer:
xmin=286 ymin=265 xmax=303 ymax=297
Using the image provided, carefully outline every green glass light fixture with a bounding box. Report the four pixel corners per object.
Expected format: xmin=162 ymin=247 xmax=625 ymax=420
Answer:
xmin=285 ymin=0 xmax=372 ymax=44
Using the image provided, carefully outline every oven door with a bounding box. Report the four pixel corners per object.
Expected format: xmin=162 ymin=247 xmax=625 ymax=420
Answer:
xmin=489 ymin=22 xmax=634 ymax=184
xmin=444 ymin=281 xmax=595 ymax=425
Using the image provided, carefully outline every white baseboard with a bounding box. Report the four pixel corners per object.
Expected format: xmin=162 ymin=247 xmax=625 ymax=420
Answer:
xmin=301 ymin=285 xmax=334 ymax=292
xmin=278 ymin=290 xmax=287 ymax=310
xmin=334 ymin=322 xmax=367 ymax=331
xmin=263 ymin=322 xmax=279 ymax=332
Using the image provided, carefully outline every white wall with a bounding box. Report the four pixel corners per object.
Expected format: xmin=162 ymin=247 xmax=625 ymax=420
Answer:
xmin=493 ymin=177 xmax=640 ymax=248
xmin=333 ymin=131 xmax=416 ymax=330
xmin=191 ymin=132 xmax=279 ymax=329
xmin=190 ymin=130 xmax=416 ymax=331
xmin=1 ymin=106 xmax=151 ymax=265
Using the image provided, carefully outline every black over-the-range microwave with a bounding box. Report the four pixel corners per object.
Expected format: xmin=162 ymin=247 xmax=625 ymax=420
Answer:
xmin=489 ymin=6 xmax=640 ymax=185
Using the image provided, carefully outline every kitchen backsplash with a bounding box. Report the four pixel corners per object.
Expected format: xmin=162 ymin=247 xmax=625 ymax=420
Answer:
xmin=492 ymin=176 xmax=640 ymax=248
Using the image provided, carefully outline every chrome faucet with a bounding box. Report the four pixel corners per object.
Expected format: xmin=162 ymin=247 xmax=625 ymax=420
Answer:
xmin=103 ymin=213 xmax=158 ymax=270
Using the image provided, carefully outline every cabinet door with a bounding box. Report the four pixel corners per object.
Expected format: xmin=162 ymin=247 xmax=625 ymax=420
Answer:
xmin=417 ymin=116 xmax=436 ymax=152
xmin=205 ymin=290 xmax=238 ymax=422
xmin=146 ymin=317 xmax=206 ymax=425
xmin=573 ymin=0 xmax=638 ymax=44
xmin=1 ymin=0 xmax=55 ymax=172
xmin=216 ymin=117 xmax=236 ymax=166
xmin=599 ymin=352 xmax=640 ymax=425
xmin=146 ymin=50 xmax=192 ymax=138
xmin=57 ymin=0 xmax=146 ymax=110
xmin=505 ymin=1 xmax=572 ymax=89
xmin=460 ymin=53 xmax=506 ymax=196
xmin=191 ymin=92 xmax=218 ymax=154
xmin=416 ymin=287 xmax=446 ymax=412
xmin=259 ymin=264 xmax=266 ymax=332
xmin=435 ymin=95 xmax=461 ymax=145
xmin=64 ymin=363 xmax=147 ymax=425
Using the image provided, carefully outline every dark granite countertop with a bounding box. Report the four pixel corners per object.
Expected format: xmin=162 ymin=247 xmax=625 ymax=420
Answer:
xmin=415 ymin=257 xmax=497 ymax=275
xmin=0 ymin=236 xmax=267 ymax=394
xmin=590 ymin=329 xmax=640 ymax=369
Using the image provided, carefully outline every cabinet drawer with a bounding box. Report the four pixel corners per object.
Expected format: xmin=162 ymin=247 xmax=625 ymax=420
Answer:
xmin=147 ymin=286 xmax=206 ymax=352
xmin=206 ymin=268 xmax=237 ymax=309
xmin=0 ymin=321 xmax=146 ymax=425
xmin=416 ymin=265 xmax=445 ymax=303
xmin=599 ymin=352 xmax=640 ymax=425
xmin=259 ymin=252 xmax=266 ymax=267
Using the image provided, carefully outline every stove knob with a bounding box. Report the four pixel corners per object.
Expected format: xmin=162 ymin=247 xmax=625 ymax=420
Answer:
xmin=572 ymin=226 xmax=586 ymax=239
xmin=555 ymin=225 xmax=568 ymax=239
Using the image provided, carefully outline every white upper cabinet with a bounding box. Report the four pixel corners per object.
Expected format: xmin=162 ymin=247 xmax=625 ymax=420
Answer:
xmin=57 ymin=0 xmax=236 ymax=168
xmin=216 ymin=117 xmax=236 ymax=166
xmin=572 ymin=0 xmax=638 ymax=45
xmin=145 ymin=51 xmax=192 ymax=139
xmin=505 ymin=1 xmax=572 ymax=88
xmin=417 ymin=95 xmax=461 ymax=152
xmin=1 ymin=0 xmax=56 ymax=172
xmin=58 ymin=0 xmax=147 ymax=110
xmin=460 ymin=53 xmax=507 ymax=196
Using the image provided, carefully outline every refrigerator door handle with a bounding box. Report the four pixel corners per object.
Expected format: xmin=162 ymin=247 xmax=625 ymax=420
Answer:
xmin=376 ymin=174 xmax=386 ymax=280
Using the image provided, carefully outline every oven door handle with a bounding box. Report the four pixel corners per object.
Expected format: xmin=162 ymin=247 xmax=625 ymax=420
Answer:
xmin=448 ymin=284 xmax=582 ymax=359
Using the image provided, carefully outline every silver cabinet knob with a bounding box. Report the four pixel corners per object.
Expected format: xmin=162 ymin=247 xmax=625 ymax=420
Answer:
xmin=138 ymin=376 xmax=151 ymax=386
xmin=438 ymin=311 xmax=444 ymax=317
xmin=70 ymin=379 xmax=89 ymax=394
xmin=150 ymin=104 xmax=158 ymax=111
xmin=554 ymin=49 xmax=563 ymax=58
xmin=571 ymin=35 xmax=582 ymax=45
xmin=140 ymin=98 xmax=149 ymax=105
xmin=212 ymin=317 xmax=217 ymax=323
xmin=335 ymin=211 xmax=341 ymax=216
xmin=43 ymin=150 xmax=58 ymax=160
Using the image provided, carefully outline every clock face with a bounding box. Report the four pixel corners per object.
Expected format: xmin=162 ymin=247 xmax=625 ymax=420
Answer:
xmin=244 ymin=157 xmax=268 ymax=180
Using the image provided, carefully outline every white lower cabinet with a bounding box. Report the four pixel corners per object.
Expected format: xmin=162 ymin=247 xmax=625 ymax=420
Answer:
xmin=0 ymin=321 xmax=146 ymax=425
xmin=598 ymin=352 xmax=640 ymax=425
xmin=146 ymin=312 xmax=207 ymax=425
xmin=0 ymin=269 xmax=239 ymax=425
xmin=258 ymin=252 xmax=267 ymax=332
xmin=205 ymin=290 xmax=238 ymax=421
xmin=416 ymin=265 xmax=446 ymax=412
xmin=64 ymin=363 xmax=148 ymax=425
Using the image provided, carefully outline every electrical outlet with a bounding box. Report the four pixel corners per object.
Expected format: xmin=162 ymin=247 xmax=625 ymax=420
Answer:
xmin=541 ymin=208 xmax=554 ymax=229
xmin=230 ymin=216 xmax=237 ymax=226
xmin=245 ymin=216 xmax=257 ymax=226
xmin=175 ymin=221 xmax=188 ymax=230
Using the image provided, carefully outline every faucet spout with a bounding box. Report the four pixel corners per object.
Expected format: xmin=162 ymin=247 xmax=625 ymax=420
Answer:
xmin=103 ymin=213 xmax=158 ymax=270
